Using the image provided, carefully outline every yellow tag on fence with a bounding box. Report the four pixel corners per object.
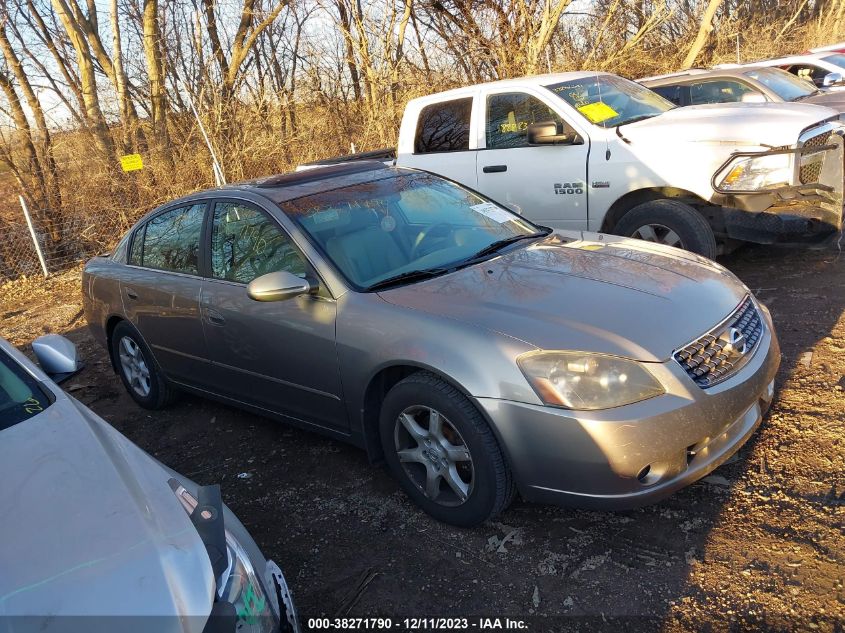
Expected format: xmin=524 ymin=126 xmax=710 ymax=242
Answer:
xmin=120 ymin=154 xmax=144 ymax=172
xmin=577 ymin=102 xmax=618 ymax=124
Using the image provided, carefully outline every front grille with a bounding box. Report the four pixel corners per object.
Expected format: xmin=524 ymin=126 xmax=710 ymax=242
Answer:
xmin=673 ymin=296 xmax=763 ymax=389
xmin=799 ymin=131 xmax=831 ymax=184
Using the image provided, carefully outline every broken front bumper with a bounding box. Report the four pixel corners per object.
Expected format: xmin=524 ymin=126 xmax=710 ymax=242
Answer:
xmin=712 ymin=124 xmax=845 ymax=244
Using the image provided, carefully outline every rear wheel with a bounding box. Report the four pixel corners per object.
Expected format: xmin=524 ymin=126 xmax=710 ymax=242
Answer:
xmin=613 ymin=199 xmax=717 ymax=259
xmin=380 ymin=371 xmax=515 ymax=527
xmin=111 ymin=321 xmax=177 ymax=409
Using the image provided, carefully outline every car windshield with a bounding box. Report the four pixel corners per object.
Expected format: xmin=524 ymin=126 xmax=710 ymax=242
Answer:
xmin=545 ymin=75 xmax=675 ymax=127
xmin=821 ymin=53 xmax=845 ymax=69
xmin=744 ymin=67 xmax=817 ymax=101
xmin=283 ymin=172 xmax=543 ymax=290
xmin=0 ymin=349 xmax=52 ymax=431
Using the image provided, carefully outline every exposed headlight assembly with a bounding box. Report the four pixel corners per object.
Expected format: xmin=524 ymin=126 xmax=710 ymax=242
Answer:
xmin=518 ymin=351 xmax=664 ymax=410
xmin=716 ymin=153 xmax=792 ymax=192
xmin=170 ymin=480 xmax=282 ymax=633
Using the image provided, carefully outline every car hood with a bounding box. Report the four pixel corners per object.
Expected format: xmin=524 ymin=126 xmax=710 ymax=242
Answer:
xmin=623 ymin=102 xmax=838 ymax=147
xmin=379 ymin=232 xmax=749 ymax=362
xmin=803 ymin=91 xmax=845 ymax=111
xmin=0 ymin=393 xmax=214 ymax=630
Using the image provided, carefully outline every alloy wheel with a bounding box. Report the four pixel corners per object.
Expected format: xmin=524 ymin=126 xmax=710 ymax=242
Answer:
xmin=632 ymin=223 xmax=684 ymax=248
xmin=118 ymin=336 xmax=151 ymax=397
xmin=393 ymin=405 xmax=475 ymax=507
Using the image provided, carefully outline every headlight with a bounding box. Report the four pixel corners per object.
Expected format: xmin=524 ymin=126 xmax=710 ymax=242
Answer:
xmin=171 ymin=482 xmax=278 ymax=633
xmin=517 ymin=351 xmax=664 ymax=410
xmin=716 ymin=153 xmax=792 ymax=191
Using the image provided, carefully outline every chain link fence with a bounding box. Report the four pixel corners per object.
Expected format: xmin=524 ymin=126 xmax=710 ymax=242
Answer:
xmin=0 ymin=202 xmax=144 ymax=282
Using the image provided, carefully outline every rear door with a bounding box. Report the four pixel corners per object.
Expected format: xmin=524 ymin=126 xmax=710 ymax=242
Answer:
xmin=199 ymin=199 xmax=347 ymax=431
xmin=475 ymin=90 xmax=589 ymax=229
xmin=401 ymin=97 xmax=478 ymax=188
xmin=122 ymin=202 xmax=209 ymax=383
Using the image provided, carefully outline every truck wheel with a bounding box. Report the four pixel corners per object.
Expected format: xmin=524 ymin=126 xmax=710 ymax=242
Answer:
xmin=380 ymin=371 xmax=516 ymax=527
xmin=111 ymin=321 xmax=178 ymax=409
xmin=613 ymin=199 xmax=717 ymax=259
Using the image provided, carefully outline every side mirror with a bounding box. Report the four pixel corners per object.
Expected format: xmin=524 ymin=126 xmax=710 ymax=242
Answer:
xmin=740 ymin=92 xmax=767 ymax=103
xmin=32 ymin=334 xmax=81 ymax=383
xmin=527 ymin=121 xmax=583 ymax=146
xmin=823 ymin=72 xmax=843 ymax=87
xmin=247 ymin=271 xmax=311 ymax=302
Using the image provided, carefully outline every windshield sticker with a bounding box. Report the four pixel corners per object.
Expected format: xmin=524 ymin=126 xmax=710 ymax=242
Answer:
xmin=577 ymin=102 xmax=618 ymax=123
xmin=471 ymin=202 xmax=514 ymax=223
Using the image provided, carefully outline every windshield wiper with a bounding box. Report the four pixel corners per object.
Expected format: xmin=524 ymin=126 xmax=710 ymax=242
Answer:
xmin=462 ymin=229 xmax=551 ymax=263
xmin=364 ymin=267 xmax=451 ymax=292
xmin=615 ymin=113 xmax=660 ymax=128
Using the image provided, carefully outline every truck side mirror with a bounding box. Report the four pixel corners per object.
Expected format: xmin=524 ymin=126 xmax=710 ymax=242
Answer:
xmin=527 ymin=121 xmax=583 ymax=146
xmin=823 ymin=72 xmax=844 ymax=87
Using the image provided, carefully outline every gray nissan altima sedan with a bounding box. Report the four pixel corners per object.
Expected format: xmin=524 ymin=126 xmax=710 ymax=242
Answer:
xmin=83 ymin=162 xmax=780 ymax=526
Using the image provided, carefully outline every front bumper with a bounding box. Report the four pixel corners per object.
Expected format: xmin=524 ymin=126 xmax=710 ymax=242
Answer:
xmin=476 ymin=311 xmax=781 ymax=510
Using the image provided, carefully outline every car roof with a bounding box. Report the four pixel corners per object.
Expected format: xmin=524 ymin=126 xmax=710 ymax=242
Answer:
xmin=738 ymin=52 xmax=835 ymax=66
xmin=637 ymin=66 xmax=786 ymax=88
xmin=145 ymin=161 xmax=408 ymax=215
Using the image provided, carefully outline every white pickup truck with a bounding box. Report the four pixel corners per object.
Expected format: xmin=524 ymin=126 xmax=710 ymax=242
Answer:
xmin=308 ymin=72 xmax=845 ymax=258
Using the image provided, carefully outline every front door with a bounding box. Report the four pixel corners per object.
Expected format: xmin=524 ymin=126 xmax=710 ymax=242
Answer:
xmin=476 ymin=91 xmax=590 ymax=230
xmin=199 ymin=200 xmax=347 ymax=431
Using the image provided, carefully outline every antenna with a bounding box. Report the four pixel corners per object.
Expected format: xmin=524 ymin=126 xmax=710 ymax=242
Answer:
xmin=181 ymin=79 xmax=226 ymax=187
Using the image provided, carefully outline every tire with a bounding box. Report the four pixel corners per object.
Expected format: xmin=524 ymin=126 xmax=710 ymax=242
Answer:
xmin=110 ymin=321 xmax=178 ymax=409
xmin=379 ymin=371 xmax=516 ymax=527
xmin=613 ymin=199 xmax=717 ymax=259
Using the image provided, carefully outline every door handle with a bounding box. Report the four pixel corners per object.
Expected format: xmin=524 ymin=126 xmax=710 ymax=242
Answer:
xmin=482 ymin=165 xmax=507 ymax=173
xmin=125 ymin=287 xmax=138 ymax=300
xmin=205 ymin=308 xmax=226 ymax=326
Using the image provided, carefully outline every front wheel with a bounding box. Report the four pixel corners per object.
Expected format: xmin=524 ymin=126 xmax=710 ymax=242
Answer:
xmin=379 ymin=371 xmax=515 ymax=527
xmin=613 ymin=199 xmax=717 ymax=259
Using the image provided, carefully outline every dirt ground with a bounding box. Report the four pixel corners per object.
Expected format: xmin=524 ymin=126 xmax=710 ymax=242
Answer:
xmin=1 ymin=244 xmax=843 ymax=632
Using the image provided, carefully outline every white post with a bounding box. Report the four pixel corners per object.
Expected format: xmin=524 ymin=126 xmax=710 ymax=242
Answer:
xmin=19 ymin=195 xmax=48 ymax=278
xmin=181 ymin=80 xmax=226 ymax=187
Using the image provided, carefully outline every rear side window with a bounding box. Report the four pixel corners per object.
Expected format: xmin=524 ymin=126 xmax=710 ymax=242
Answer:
xmin=651 ymin=84 xmax=684 ymax=106
xmin=414 ymin=98 xmax=473 ymax=154
xmin=139 ymin=203 xmax=206 ymax=274
xmin=210 ymin=202 xmax=307 ymax=283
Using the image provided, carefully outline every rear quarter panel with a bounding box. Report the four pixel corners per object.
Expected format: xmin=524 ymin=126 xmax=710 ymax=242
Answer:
xmin=82 ymin=257 xmax=126 ymax=349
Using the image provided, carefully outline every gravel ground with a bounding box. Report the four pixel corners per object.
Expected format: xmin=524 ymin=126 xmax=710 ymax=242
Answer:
xmin=1 ymin=244 xmax=843 ymax=632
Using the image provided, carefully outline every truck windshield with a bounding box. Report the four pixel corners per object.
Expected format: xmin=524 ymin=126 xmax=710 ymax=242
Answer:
xmin=545 ymin=75 xmax=674 ymax=127
xmin=744 ymin=68 xmax=816 ymax=101
xmin=0 ymin=349 xmax=52 ymax=432
xmin=284 ymin=172 xmax=543 ymax=290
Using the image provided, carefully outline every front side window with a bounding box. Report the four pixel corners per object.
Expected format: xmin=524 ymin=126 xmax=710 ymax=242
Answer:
xmin=285 ymin=172 xmax=541 ymax=289
xmin=414 ymin=98 xmax=473 ymax=153
xmin=546 ymin=75 xmax=674 ymax=127
xmin=744 ymin=68 xmax=815 ymax=101
xmin=485 ymin=93 xmax=569 ymax=149
xmin=0 ymin=350 xmax=52 ymax=431
xmin=789 ymin=64 xmax=827 ymax=84
xmin=211 ymin=202 xmax=307 ymax=283
xmin=688 ymin=80 xmax=755 ymax=105
xmin=140 ymin=204 xmax=205 ymax=274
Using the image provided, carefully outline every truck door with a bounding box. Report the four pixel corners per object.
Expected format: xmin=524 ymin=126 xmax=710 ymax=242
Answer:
xmin=400 ymin=97 xmax=478 ymax=189
xmin=475 ymin=91 xmax=589 ymax=230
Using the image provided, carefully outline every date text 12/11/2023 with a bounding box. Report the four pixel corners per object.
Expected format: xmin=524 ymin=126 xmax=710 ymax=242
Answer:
xmin=307 ymin=617 xmax=529 ymax=630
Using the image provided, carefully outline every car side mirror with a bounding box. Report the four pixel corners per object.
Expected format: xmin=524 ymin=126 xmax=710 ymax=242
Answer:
xmin=740 ymin=92 xmax=767 ymax=103
xmin=247 ymin=271 xmax=311 ymax=302
xmin=823 ymin=72 xmax=843 ymax=87
xmin=32 ymin=334 xmax=81 ymax=383
xmin=527 ymin=121 xmax=583 ymax=146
